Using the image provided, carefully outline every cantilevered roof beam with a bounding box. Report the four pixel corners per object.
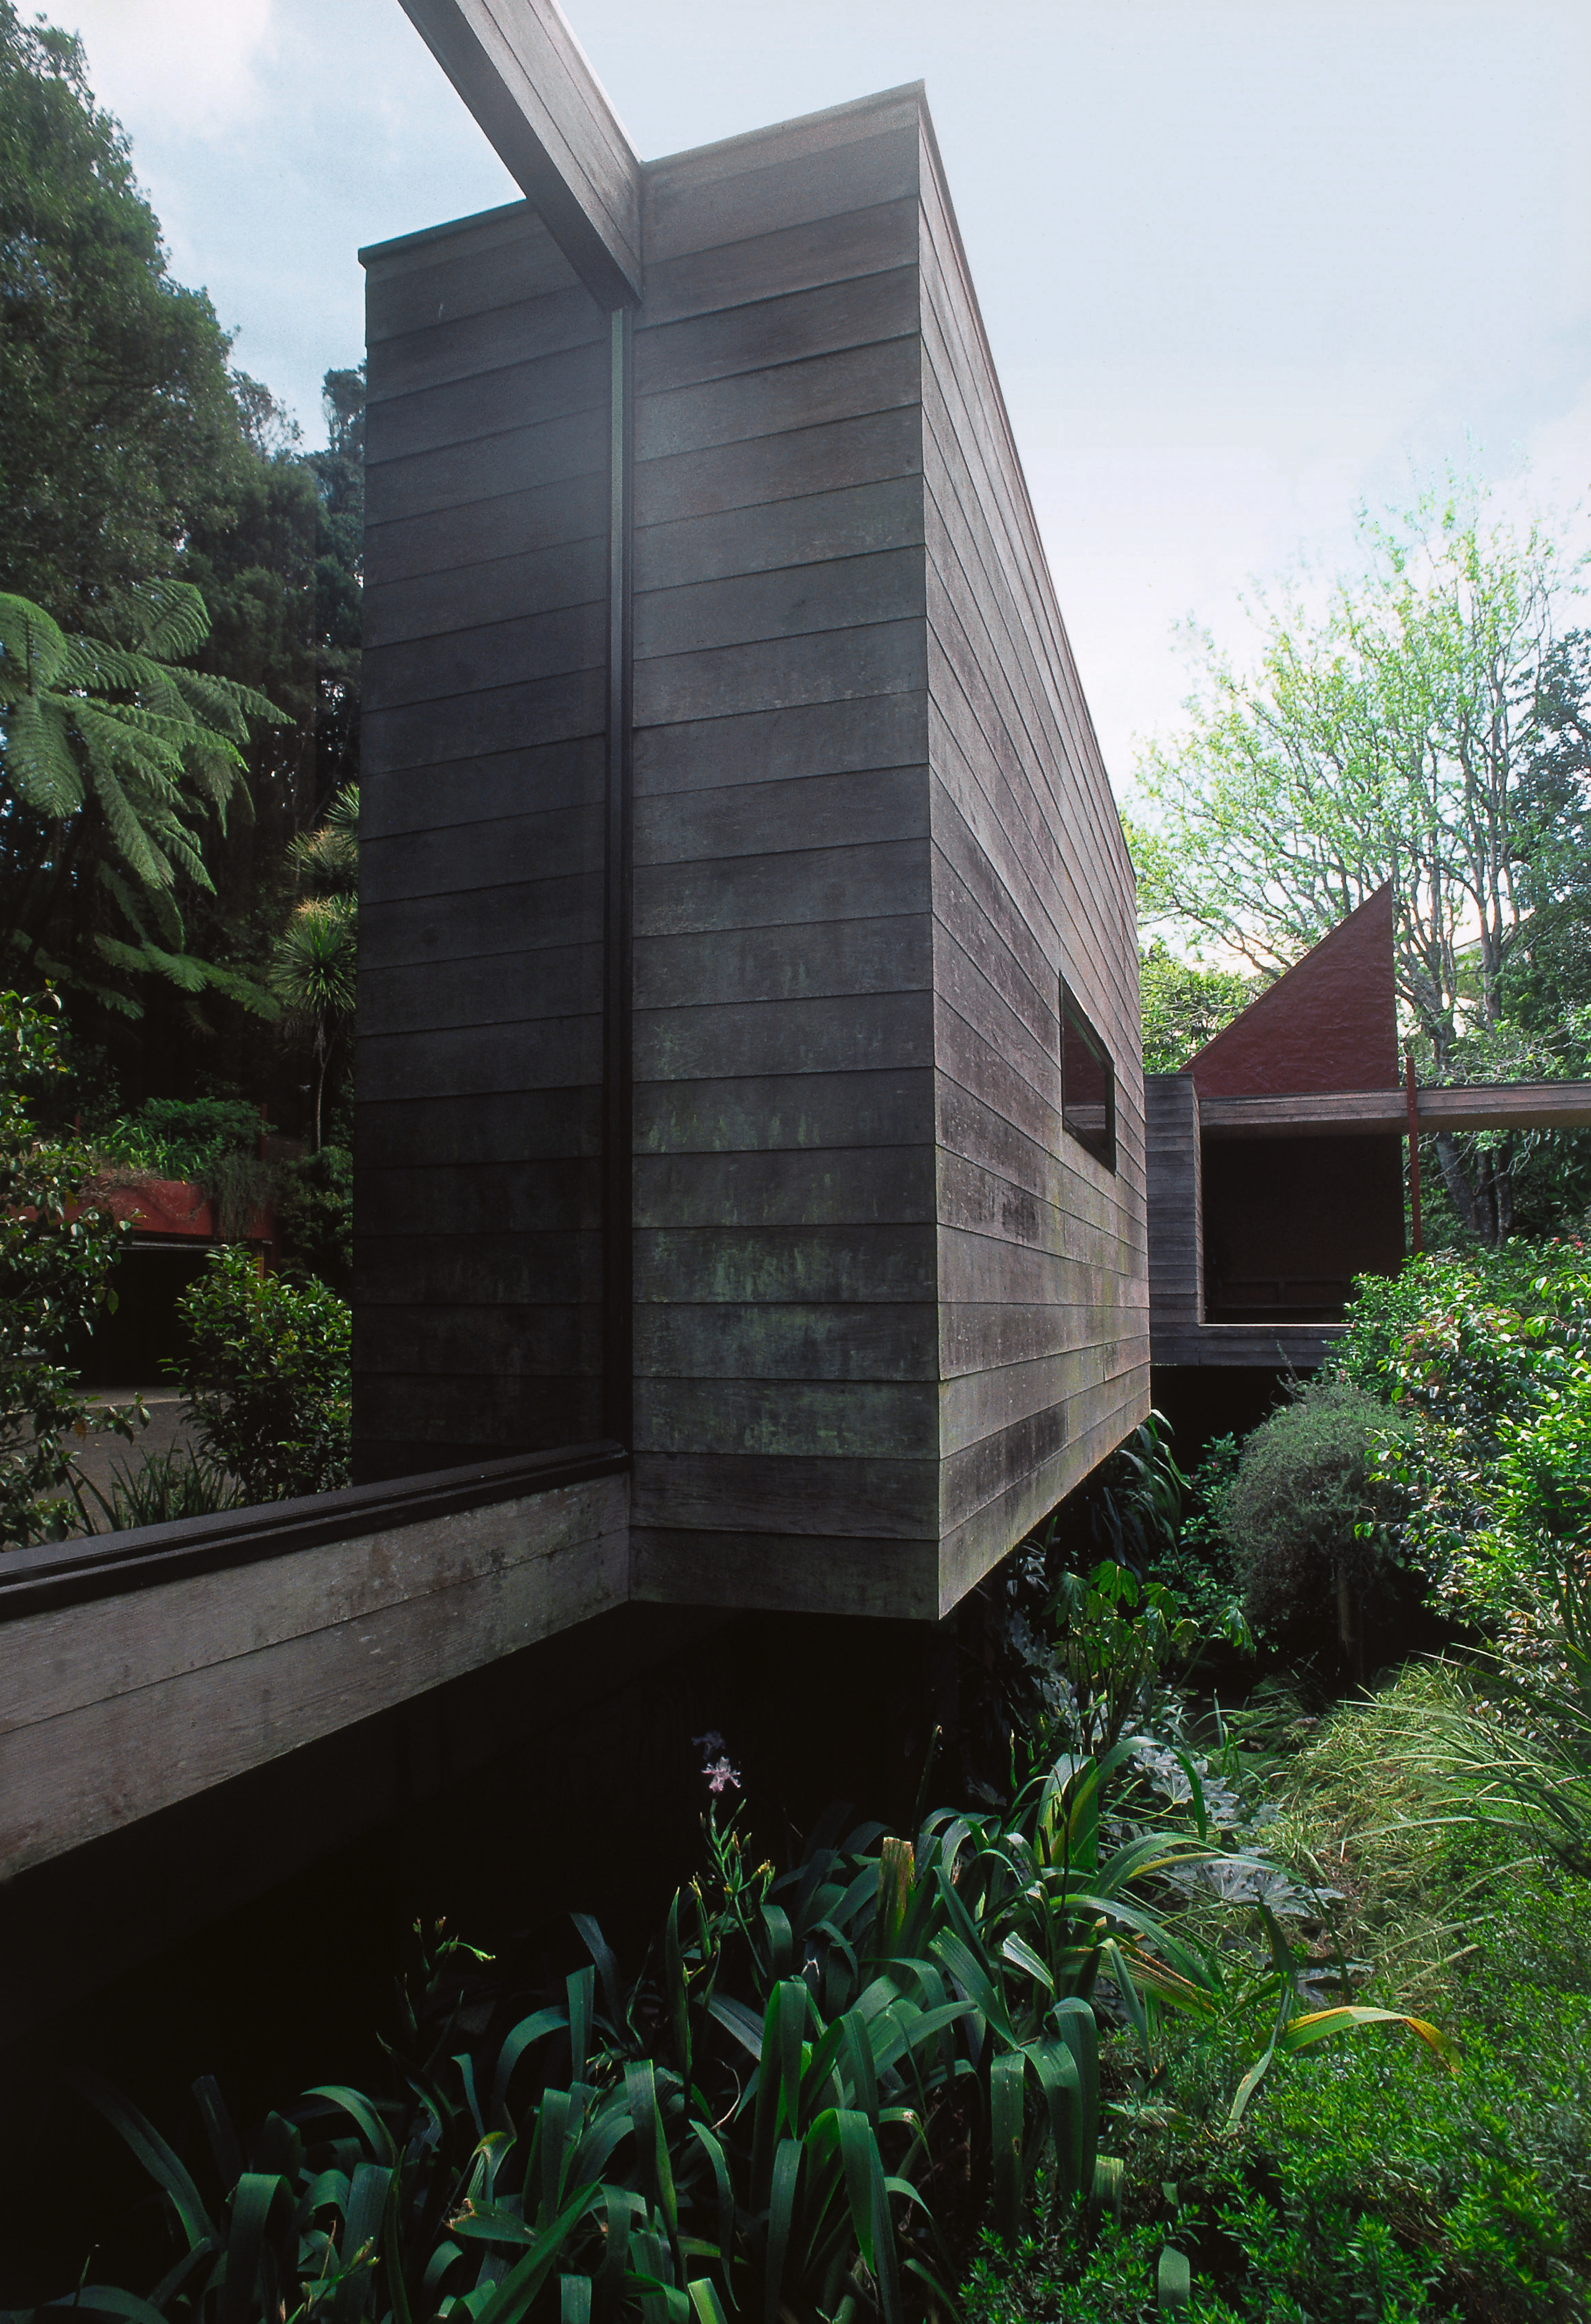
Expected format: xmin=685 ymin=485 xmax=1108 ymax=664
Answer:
xmin=398 ymin=0 xmax=642 ymax=307
xmin=1199 ymin=1082 xmax=1591 ymax=1138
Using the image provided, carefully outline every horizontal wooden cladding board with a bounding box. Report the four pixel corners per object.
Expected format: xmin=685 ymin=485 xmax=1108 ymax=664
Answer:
xmin=355 ymin=1231 xmax=600 ymax=1307
xmin=634 ymin=1145 xmax=933 ymax=1230
xmin=1 ymin=1472 xmax=628 ymax=1875
xmin=938 ymin=993 xmax=1149 ymax=1222
xmin=936 ymin=1070 xmax=1140 ymax=1238
xmin=940 ymin=1299 xmax=1127 ymax=1377
xmin=635 ymin=267 xmax=919 ymax=401
xmin=366 ymin=538 xmax=607 ymax=654
xmin=363 ymin=602 xmax=605 ymax=716
xmin=363 ymin=805 xmax=601 ymax=907
xmin=636 ymin=1376 xmax=935 ymax=1460
xmin=638 ymin=767 xmax=926 ymax=874
xmin=630 ymin=1447 xmax=937 ymax=1540
xmin=924 ymin=487 xmax=1073 ymax=892
xmin=635 ymin=912 xmax=927 ymax=1012
xmin=359 ymin=1157 xmax=601 ymax=1238
xmin=927 ymin=693 xmax=1062 ymax=981
xmin=367 ymin=337 xmax=608 ymax=466
xmin=635 ymin=695 xmax=927 ymax=802
xmin=636 ymin=339 xmax=919 ymax=468
xmin=635 ymin=477 xmax=922 ymax=597
xmin=937 ymin=1148 xmax=1134 ymax=1269
xmin=353 ymin=1301 xmax=599 ymax=1376
xmin=937 ymin=1383 xmax=1149 ymax=1612
xmin=916 ymin=157 xmax=1089 ymax=775
xmin=644 ymin=104 xmax=920 ymax=263
xmin=366 ymin=407 xmax=607 ymax=529
xmin=635 ymin=1067 xmax=932 ymax=1157
xmin=938 ymin=1224 xmax=1144 ymax=1314
xmin=633 ymin=1300 xmax=935 ymax=1382
xmin=633 ymin=1224 xmax=937 ymax=1306
xmin=635 ymin=408 xmax=921 ymax=531
xmin=364 ymin=203 xmax=580 ymax=341
xmin=369 ymin=284 xmax=606 ymax=407
xmin=630 ymin=1526 xmax=937 ymax=1622
xmin=364 ymin=668 xmax=605 ymax=776
xmin=358 ymin=1017 xmax=601 ymax=1104
xmin=351 ymin=1371 xmax=603 ymax=1449
xmin=366 ymin=472 xmax=606 ymax=586
xmin=1150 ymin=1324 xmax=1346 ymax=1370
xmin=926 ymin=583 xmax=1068 ymax=955
xmin=933 ymin=915 xmax=1059 ymax=1109
xmin=359 ymin=1089 xmax=600 ymax=1170
xmin=636 ymin=546 xmax=924 ymax=665
xmin=920 ymin=366 xmax=1086 ymax=840
xmin=633 ymin=618 xmax=927 ymax=731
xmin=940 ymin=1342 xmax=1134 ymax=1462
xmin=361 ymin=946 xmax=602 ymax=1041
xmin=362 ymin=735 xmax=603 ymax=843
xmin=362 ymin=743 xmax=605 ymax=855
xmin=638 ymin=196 xmax=918 ymax=332
xmin=636 ymin=990 xmax=933 ymax=1084
xmin=634 ymin=836 xmax=929 ymax=940
xmin=360 ymin=874 xmax=602 ymax=976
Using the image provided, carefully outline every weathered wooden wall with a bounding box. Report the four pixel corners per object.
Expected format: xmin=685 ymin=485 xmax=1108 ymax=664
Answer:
xmin=1146 ymin=1073 xmax=1203 ymax=1335
xmin=358 ymin=202 xmax=612 ymax=1478
xmin=626 ymin=91 xmax=942 ymax=1619
xmin=917 ymin=116 xmax=1149 ymax=1607
xmin=355 ymin=85 xmax=1150 ymax=1617
xmin=0 ymin=1451 xmax=628 ymax=1883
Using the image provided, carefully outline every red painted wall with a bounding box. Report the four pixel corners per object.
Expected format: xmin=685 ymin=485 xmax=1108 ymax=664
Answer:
xmin=1186 ymin=883 xmax=1398 ymax=1097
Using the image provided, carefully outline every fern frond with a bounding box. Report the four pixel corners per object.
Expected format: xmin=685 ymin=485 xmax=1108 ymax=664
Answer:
xmin=91 ymin=764 xmax=172 ymax=889
xmin=121 ymin=578 xmax=212 ymax=662
xmin=0 ymin=592 xmax=68 ymax=697
xmin=4 ymin=693 xmax=83 ymax=815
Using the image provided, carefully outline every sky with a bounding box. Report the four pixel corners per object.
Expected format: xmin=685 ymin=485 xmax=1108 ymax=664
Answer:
xmin=60 ymin=0 xmax=1591 ymax=794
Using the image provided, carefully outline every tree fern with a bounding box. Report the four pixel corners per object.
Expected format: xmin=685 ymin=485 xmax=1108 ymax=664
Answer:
xmin=0 ymin=579 xmax=289 ymax=1009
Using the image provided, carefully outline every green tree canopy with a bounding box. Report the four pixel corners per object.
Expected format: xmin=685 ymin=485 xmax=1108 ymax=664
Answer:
xmin=1139 ymin=940 xmax=1255 ymax=1073
xmin=1131 ymin=479 xmax=1589 ymax=1239
xmin=0 ymin=2 xmax=249 ymax=620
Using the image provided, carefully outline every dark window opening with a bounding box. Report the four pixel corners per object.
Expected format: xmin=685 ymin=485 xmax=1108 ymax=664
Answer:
xmin=1061 ymin=982 xmax=1116 ymax=1171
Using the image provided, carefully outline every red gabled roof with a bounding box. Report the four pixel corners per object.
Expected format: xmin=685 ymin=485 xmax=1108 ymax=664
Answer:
xmin=1186 ymin=882 xmax=1398 ymax=1097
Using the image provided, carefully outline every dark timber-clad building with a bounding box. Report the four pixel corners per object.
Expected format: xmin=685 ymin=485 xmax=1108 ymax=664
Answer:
xmin=355 ymin=69 xmax=1150 ymax=1619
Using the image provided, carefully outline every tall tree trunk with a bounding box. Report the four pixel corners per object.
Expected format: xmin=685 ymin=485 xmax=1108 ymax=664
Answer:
xmin=1434 ymin=1132 xmax=1480 ymax=1235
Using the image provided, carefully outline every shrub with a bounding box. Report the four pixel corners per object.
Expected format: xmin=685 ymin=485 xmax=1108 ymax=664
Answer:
xmin=1221 ymin=1382 xmax=1414 ymax=1662
xmin=173 ymin=1243 xmax=351 ymax=1501
xmin=103 ymin=1095 xmax=274 ymax=1237
xmin=0 ymin=988 xmax=139 ymax=1545
xmin=272 ymin=1140 xmax=352 ymax=1293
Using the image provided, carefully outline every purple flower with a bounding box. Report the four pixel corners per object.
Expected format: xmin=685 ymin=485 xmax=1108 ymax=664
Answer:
xmin=703 ymin=1755 xmax=741 ymax=1795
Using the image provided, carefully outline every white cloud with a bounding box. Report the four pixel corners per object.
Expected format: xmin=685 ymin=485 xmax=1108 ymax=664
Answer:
xmin=64 ymin=0 xmax=277 ymax=139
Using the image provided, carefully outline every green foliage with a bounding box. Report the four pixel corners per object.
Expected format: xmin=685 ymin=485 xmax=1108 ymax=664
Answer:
xmin=0 ymin=2 xmax=249 ymax=621
xmin=1331 ymin=1240 xmax=1591 ymax=1614
xmin=273 ymin=1143 xmax=353 ymax=1294
xmin=0 ymin=580 xmax=290 ymax=1012
xmin=98 ymin=1442 xmax=244 ymax=1529
xmin=0 ymin=986 xmax=139 ymax=1544
xmin=172 ymin=1243 xmax=350 ymax=1502
xmin=1139 ymin=941 xmax=1254 ymax=1074
xmin=1131 ymin=475 xmax=1588 ymax=1242
xmin=1220 ymin=1383 xmax=1414 ymax=1649
xmin=101 ymin=1094 xmax=275 ymax=1237
xmin=270 ymin=783 xmax=357 ymax=1149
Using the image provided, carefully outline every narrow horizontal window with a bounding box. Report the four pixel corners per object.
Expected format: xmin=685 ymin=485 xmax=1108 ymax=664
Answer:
xmin=1061 ymin=981 xmax=1116 ymax=1171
